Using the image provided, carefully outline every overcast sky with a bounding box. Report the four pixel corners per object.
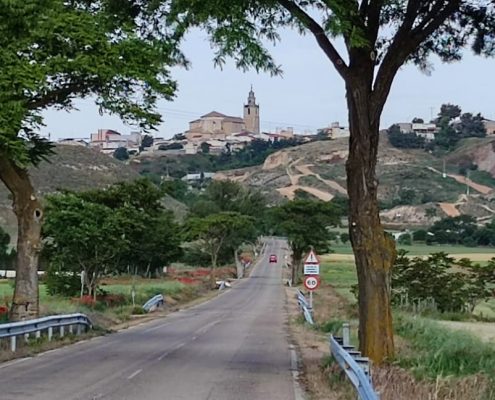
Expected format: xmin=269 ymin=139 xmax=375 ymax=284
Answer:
xmin=41 ymin=28 xmax=495 ymax=140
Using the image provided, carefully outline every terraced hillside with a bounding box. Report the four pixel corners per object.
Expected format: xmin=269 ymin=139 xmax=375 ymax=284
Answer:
xmin=214 ymin=135 xmax=495 ymax=227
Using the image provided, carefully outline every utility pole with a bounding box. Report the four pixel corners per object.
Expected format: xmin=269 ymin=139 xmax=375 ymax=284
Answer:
xmin=466 ymin=169 xmax=470 ymax=196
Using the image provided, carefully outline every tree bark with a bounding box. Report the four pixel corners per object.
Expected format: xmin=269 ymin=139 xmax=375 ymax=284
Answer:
xmin=345 ymin=78 xmax=396 ymax=364
xmin=0 ymin=158 xmax=42 ymax=321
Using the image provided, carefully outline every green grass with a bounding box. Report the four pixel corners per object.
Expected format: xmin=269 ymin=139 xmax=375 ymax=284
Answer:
xmin=0 ymin=279 xmax=188 ymax=318
xmin=330 ymin=243 xmax=495 ymax=256
xmin=395 ymin=313 xmax=495 ymax=378
xmin=320 ymin=261 xmax=357 ymax=303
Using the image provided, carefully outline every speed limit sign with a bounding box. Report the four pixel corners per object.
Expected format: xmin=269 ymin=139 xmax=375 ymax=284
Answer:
xmin=304 ymin=275 xmax=320 ymax=291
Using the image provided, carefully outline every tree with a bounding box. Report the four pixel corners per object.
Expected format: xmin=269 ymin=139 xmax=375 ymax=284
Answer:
xmin=166 ymin=0 xmax=495 ymax=362
xmin=200 ymin=142 xmax=211 ymax=154
xmin=412 ymin=118 xmax=424 ymax=123
xmin=436 ymin=104 xmax=462 ymax=125
xmin=270 ymin=200 xmax=342 ymax=283
xmin=387 ymin=124 xmax=425 ymax=149
xmin=43 ymin=194 xmax=126 ymax=298
xmin=184 ymin=212 xmax=256 ymax=279
xmin=0 ymin=1 xmax=182 ymax=320
xmin=141 ymin=135 xmax=154 ymax=149
xmin=0 ymin=227 xmax=12 ymax=269
xmin=457 ymin=112 xmax=486 ymax=138
xmin=113 ymin=147 xmax=130 ymax=161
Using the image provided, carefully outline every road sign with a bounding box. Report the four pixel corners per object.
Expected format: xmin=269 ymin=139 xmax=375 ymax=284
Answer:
xmin=304 ymin=264 xmax=320 ymax=275
xmin=304 ymin=275 xmax=320 ymax=291
xmin=304 ymin=250 xmax=319 ymax=264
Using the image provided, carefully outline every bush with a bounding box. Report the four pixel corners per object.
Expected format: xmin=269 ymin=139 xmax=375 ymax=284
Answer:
xmin=45 ymin=268 xmax=81 ymax=297
xmin=397 ymin=233 xmax=412 ymax=245
xmin=392 ymin=251 xmax=495 ymax=313
xmin=412 ymin=229 xmax=427 ymax=241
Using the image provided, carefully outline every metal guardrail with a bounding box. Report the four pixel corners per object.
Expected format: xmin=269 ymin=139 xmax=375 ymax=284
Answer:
xmin=142 ymin=294 xmax=164 ymax=312
xmin=295 ymin=289 xmax=314 ymax=325
xmin=329 ymin=323 xmax=379 ymax=400
xmin=0 ymin=313 xmax=92 ymax=352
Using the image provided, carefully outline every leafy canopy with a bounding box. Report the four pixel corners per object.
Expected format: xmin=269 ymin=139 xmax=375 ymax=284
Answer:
xmin=0 ymin=0 xmax=184 ymax=167
xmin=166 ymin=1 xmax=495 ymax=83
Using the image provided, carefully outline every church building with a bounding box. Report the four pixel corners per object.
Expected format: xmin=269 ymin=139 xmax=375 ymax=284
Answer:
xmin=185 ymin=88 xmax=260 ymax=142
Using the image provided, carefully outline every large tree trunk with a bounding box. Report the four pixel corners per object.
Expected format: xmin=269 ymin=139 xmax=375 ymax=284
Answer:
xmin=345 ymin=80 xmax=396 ymax=364
xmin=0 ymin=158 xmax=42 ymax=321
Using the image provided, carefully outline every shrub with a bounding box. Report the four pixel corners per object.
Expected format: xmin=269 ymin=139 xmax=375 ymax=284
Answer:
xmin=412 ymin=229 xmax=427 ymax=241
xmin=395 ymin=313 xmax=495 ymax=378
xmin=0 ymin=305 xmax=8 ymax=322
xmin=397 ymin=233 xmax=412 ymax=245
xmin=45 ymin=268 xmax=81 ymax=297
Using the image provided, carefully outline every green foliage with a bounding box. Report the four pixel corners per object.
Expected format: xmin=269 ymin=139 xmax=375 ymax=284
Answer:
xmin=434 ymin=104 xmax=487 ymax=150
xmin=141 ymin=135 xmax=154 ymax=149
xmin=43 ymin=179 xmax=182 ymax=295
xmin=113 ymin=147 xmax=129 ymax=161
xmin=395 ymin=313 xmax=495 ymax=378
xmin=387 ymin=124 xmax=425 ymax=149
xmin=139 ymin=139 xmax=301 ymax=179
xmin=269 ymin=199 xmax=343 ymax=279
xmin=159 ymin=142 xmax=183 ymax=151
xmin=397 ymin=233 xmax=412 ymax=246
xmin=392 ymin=251 xmax=495 ymax=313
xmin=428 ymin=215 xmax=479 ymax=246
xmin=200 ymin=142 xmax=211 ymax=154
xmin=45 ymin=268 xmax=81 ymax=297
xmin=412 ymin=229 xmax=428 ymax=242
xmin=340 ymin=232 xmax=350 ymax=244
xmin=0 ymin=0 xmax=183 ymax=167
xmin=0 ymin=226 xmax=13 ymax=268
xmin=183 ymin=211 xmax=256 ymax=268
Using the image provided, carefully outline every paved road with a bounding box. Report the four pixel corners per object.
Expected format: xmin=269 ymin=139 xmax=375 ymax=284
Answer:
xmin=0 ymin=238 xmax=296 ymax=400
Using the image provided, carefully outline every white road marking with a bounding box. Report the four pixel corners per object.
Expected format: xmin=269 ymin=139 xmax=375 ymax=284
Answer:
xmin=0 ymin=357 xmax=32 ymax=370
xmin=144 ymin=322 xmax=171 ymax=333
xmin=127 ymin=369 xmax=142 ymax=380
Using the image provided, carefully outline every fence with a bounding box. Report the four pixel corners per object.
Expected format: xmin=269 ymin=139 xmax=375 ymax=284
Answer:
xmin=295 ymin=289 xmax=314 ymax=325
xmin=142 ymin=294 xmax=164 ymax=312
xmin=330 ymin=323 xmax=379 ymax=400
xmin=0 ymin=313 xmax=92 ymax=352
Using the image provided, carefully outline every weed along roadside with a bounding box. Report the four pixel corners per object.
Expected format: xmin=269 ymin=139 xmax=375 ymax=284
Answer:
xmin=287 ymin=249 xmax=495 ymax=400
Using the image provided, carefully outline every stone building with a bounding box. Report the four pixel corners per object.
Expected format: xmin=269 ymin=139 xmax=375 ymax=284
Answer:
xmin=185 ymin=88 xmax=260 ymax=142
xmin=243 ymin=86 xmax=260 ymax=134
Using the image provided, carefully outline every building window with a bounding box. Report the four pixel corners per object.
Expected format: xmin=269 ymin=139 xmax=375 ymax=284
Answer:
xmin=248 ymin=108 xmax=250 ymax=115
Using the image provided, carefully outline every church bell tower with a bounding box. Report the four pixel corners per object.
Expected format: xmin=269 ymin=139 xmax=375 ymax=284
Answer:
xmin=243 ymin=86 xmax=260 ymax=134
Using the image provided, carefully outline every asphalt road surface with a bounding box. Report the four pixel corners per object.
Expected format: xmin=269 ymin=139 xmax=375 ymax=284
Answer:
xmin=0 ymin=238 xmax=297 ymax=400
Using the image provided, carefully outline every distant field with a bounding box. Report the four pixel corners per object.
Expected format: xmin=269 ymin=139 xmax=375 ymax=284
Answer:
xmin=329 ymin=243 xmax=495 ymax=260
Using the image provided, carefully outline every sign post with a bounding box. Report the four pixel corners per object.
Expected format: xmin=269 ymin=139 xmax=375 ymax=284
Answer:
xmin=303 ymin=250 xmax=320 ymax=314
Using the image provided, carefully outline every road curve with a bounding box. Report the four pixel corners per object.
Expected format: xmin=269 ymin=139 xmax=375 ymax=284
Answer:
xmin=0 ymin=238 xmax=296 ymax=400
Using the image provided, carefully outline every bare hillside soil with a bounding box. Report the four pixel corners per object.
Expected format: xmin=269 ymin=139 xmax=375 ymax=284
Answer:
xmin=215 ymin=136 xmax=495 ymax=225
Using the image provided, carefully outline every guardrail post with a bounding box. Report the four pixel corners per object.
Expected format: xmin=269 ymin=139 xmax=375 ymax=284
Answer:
xmin=24 ymin=333 xmax=29 ymax=343
xmin=77 ymin=324 xmax=82 ymax=335
xmin=342 ymin=322 xmax=350 ymax=347
xmin=35 ymin=330 xmax=41 ymax=339
xmin=48 ymin=326 xmax=53 ymax=341
xmin=69 ymin=325 xmax=73 ymax=335
xmin=10 ymin=335 xmax=16 ymax=352
xmin=60 ymin=326 xmax=64 ymax=338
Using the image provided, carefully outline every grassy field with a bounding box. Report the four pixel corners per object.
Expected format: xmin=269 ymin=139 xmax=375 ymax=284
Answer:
xmin=0 ymin=278 xmax=188 ymax=317
xmin=330 ymin=243 xmax=495 ymax=256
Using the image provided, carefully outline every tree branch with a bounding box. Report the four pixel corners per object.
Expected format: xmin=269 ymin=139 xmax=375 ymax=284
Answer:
xmin=371 ymin=0 xmax=460 ymax=120
xmin=277 ymin=0 xmax=349 ymax=80
xmin=27 ymin=81 xmax=91 ymax=110
xmin=365 ymin=0 xmax=385 ymax=44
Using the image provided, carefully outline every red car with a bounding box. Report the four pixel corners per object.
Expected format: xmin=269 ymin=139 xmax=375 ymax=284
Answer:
xmin=269 ymin=254 xmax=277 ymax=263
